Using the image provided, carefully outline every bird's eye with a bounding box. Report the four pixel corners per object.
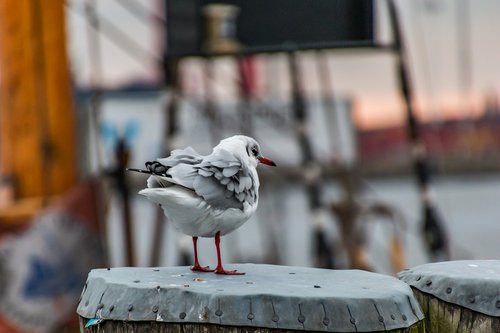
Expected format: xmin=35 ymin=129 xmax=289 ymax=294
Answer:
xmin=251 ymin=146 xmax=258 ymax=156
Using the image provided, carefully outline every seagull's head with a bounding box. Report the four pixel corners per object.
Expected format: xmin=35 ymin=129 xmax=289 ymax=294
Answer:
xmin=216 ymin=135 xmax=277 ymax=169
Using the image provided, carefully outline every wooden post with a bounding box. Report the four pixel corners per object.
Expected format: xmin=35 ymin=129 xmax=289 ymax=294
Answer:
xmin=399 ymin=260 xmax=500 ymax=332
xmin=78 ymin=264 xmax=424 ymax=332
xmin=0 ymin=0 xmax=77 ymax=200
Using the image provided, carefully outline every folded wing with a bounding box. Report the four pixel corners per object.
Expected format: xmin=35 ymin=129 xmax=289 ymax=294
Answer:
xmin=144 ymin=147 xmax=257 ymax=211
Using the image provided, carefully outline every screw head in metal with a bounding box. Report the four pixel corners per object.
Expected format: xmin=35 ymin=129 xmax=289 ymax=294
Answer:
xmin=350 ymin=317 xmax=356 ymax=325
xmin=378 ymin=316 xmax=384 ymax=323
xmin=247 ymin=313 xmax=254 ymax=320
xmin=179 ymin=312 xmax=186 ymax=319
xmin=402 ymin=315 xmax=407 ymax=321
xmin=97 ymin=303 xmax=104 ymax=309
xmin=425 ymin=280 xmax=432 ymax=286
xmin=446 ymin=288 xmax=452 ymax=294
xmin=272 ymin=315 xmax=279 ymax=322
xmin=496 ymin=300 xmax=500 ymax=308
xmin=469 ymin=296 xmax=475 ymax=304
xmin=323 ymin=317 xmax=330 ymax=326
xmin=128 ymin=304 xmax=133 ymax=311
xmin=390 ymin=314 xmax=396 ymax=320
xmin=215 ymin=309 xmax=223 ymax=317
xmin=298 ymin=314 xmax=305 ymax=323
xmin=152 ymin=306 xmax=159 ymax=313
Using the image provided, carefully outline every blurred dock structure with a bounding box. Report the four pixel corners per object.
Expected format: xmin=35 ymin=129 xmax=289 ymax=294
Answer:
xmin=66 ymin=0 xmax=455 ymax=272
xmin=2 ymin=1 xmax=500 ymax=332
xmin=359 ymin=115 xmax=500 ymax=177
xmin=64 ymin=0 xmax=500 ymax=274
xmin=151 ymin=0 xmax=446 ymax=270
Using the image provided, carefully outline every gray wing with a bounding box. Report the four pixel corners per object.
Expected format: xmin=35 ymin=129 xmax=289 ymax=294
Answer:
xmin=146 ymin=147 xmax=202 ymax=189
xmin=157 ymin=146 xmax=203 ymax=167
xmin=147 ymin=147 xmax=257 ymax=211
xmin=192 ymin=149 xmax=258 ymax=211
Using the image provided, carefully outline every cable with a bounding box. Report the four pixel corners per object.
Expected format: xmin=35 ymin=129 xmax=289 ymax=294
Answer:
xmin=414 ymin=0 xmax=439 ymax=121
xmin=114 ymin=0 xmax=166 ymax=25
xmin=66 ymin=0 xmax=160 ymax=71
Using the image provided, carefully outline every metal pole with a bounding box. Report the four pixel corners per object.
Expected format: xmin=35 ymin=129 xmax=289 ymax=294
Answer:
xmin=114 ymin=138 xmax=135 ymax=266
xmin=387 ymin=0 xmax=449 ymax=261
xmin=287 ymin=51 xmax=334 ymax=269
xmin=83 ymin=0 xmax=112 ymax=267
xmin=237 ymin=56 xmax=255 ymax=136
xmin=456 ymin=0 xmax=473 ymax=116
xmin=315 ymin=51 xmax=368 ymax=270
xmin=149 ymin=58 xmax=180 ymax=266
xmin=203 ymin=59 xmax=221 ymax=144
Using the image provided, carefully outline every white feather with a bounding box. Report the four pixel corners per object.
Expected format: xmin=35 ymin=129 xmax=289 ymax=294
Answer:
xmin=138 ymin=135 xmax=269 ymax=237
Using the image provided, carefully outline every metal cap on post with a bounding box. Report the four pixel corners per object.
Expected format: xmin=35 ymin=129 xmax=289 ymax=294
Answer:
xmin=399 ymin=260 xmax=500 ymax=331
xmin=78 ymin=264 xmax=424 ymax=332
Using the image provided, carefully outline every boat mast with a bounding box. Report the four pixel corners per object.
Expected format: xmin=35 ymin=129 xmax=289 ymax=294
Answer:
xmin=0 ymin=0 xmax=77 ymax=203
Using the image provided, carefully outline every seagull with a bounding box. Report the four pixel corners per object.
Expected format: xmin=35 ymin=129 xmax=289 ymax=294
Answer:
xmin=128 ymin=135 xmax=276 ymax=275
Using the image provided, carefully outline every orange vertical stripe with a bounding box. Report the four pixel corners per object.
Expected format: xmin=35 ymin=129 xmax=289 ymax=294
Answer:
xmin=0 ymin=0 xmax=77 ymax=199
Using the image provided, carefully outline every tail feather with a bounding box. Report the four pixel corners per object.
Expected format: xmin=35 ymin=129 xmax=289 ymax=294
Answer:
xmin=126 ymin=168 xmax=153 ymax=175
xmin=127 ymin=160 xmax=169 ymax=176
xmin=128 ymin=161 xmax=194 ymax=191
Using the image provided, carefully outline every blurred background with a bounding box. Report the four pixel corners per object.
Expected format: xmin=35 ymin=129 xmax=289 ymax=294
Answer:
xmin=1 ymin=0 xmax=500 ymax=332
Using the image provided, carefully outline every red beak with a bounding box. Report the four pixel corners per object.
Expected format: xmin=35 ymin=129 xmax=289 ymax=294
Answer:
xmin=258 ymin=157 xmax=277 ymax=167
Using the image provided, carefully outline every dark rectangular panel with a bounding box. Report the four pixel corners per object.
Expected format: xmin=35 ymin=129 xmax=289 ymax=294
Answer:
xmin=165 ymin=0 xmax=374 ymax=57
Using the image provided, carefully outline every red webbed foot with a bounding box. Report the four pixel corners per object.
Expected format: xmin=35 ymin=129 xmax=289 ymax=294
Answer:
xmin=215 ymin=266 xmax=245 ymax=275
xmin=191 ymin=264 xmax=214 ymax=272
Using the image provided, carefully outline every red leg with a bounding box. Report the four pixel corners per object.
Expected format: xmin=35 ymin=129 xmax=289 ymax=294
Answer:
xmin=214 ymin=231 xmax=245 ymax=275
xmin=191 ymin=236 xmax=213 ymax=272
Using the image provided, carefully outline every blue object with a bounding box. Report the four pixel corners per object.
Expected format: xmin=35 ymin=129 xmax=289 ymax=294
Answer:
xmin=85 ymin=318 xmax=103 ymax=328
xmin=23 ymin=256 xmax=82 ymax=299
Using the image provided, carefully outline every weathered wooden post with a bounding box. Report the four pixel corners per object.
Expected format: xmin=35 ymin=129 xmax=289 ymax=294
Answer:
xmin=399 ymin=260 xmax=500 ymax=332
xmin=78 ymin=264 xmax=424 ymax=332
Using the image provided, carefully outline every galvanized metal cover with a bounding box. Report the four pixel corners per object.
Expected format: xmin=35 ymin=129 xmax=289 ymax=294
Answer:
xmin=398 ymin=260 xmax=500 ymax=317
xmin=77 ymin=264 xmax=423 ymax=332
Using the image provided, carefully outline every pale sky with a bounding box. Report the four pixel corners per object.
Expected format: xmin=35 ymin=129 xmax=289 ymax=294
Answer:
xmin=66 ymin=0 xmax=500 ymax=128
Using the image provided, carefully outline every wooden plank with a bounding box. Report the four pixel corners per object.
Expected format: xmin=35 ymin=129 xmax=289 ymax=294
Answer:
xmin=0 ymin=0 xmax=76 ymax=200
xmin=412 ymin=288 xmax=500 ymax=333
xmin=39 ymin=0 xmax=77 ymax=195
xmin=79 ymin=318 xmax=424 ymax=333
